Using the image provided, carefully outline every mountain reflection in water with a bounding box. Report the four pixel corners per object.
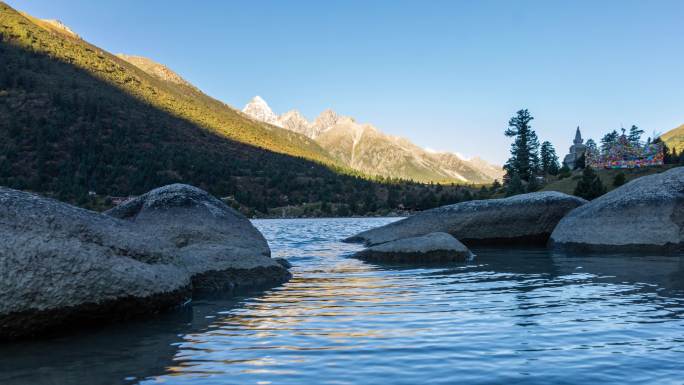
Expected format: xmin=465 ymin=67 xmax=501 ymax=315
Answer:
xmin=1 ymin=218 xmax=684 ymax=385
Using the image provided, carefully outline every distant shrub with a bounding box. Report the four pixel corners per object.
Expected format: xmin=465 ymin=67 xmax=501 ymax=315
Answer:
xmin=557 ymin=166 xmax=571 ymax=179
xmin=612 ymin=172 xmax=626 ymax=188
xmin=574 ymin=167 xmax=606 ymax=200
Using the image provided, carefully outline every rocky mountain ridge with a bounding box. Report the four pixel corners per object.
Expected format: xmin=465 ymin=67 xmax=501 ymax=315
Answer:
xmin=242 ymin=96 xmax=504 ymax=184
xmin=17 ymin=12 xmax=80 ymax=39
xmin=116 ymin=54 xmax=197 ymax=89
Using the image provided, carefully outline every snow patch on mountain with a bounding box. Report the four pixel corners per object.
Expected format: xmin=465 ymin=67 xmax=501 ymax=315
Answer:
xmin=242 ymin=96 xmax=282 ymax=127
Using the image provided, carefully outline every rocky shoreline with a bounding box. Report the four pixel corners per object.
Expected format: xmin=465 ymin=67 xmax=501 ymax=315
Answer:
xmin=347 ymin=167 xmax=684 ymax=262
xmin=0 ymin=184 xmax=291 ymax=341
xmin=2 ymin=167 xmax=682 ymax=340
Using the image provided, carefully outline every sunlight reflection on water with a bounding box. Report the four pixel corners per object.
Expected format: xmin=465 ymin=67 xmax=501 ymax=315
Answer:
xmin=2 ymin=218 xmax=684 ymax=385
xmin=140 ymin=218 xmax=684 ymax=385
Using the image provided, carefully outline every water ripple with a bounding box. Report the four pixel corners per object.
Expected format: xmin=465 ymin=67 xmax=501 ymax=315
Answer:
xmin=2 ymin=218 xmax=684 ymax=385
xmin=136 ymin=218 xmax=684 ymax=385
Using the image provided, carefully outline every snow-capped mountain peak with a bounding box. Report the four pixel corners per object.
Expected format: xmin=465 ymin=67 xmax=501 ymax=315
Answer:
xmin=240 ymin=96 xmax=504 ymax=184
xmin=242 ymin=96 xmax=281 ymax=127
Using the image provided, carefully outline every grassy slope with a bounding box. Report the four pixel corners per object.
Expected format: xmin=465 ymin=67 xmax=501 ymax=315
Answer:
xmin=5 ymin=4 xmax=334 ymax=165
xmin=0 ymin=2 xmax=478 ymax=215
xmin=542 ymin=165 xmax=679 ymax=195
xmin=21 ymin=2 xmax=497 ymax=187
xmin=661 ymin=124 xmax=684 ymax=153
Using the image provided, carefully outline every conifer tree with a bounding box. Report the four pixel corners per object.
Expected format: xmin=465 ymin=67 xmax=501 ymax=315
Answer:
xmin=540 ymin=141 xmax=560 ymax=175
xmin=655 ymin=138 xmax=675 ymax=164
xmin=672 ymin=147 xmax=678 ymax=159
xmin=585 ymin=138 xmax=599 ymax=160
xmin=628 ymin=125 xmax=644 ymax=147
xmin=601 ymin=130 xmax=619 ymax=152
xmin=504 ymin=109 xmax=540 ymax=183
xmin=506 ymin=173 xmax=524 ymax=196
xmin=526 ymin=175 xmax=540 ymax=193
xmin=574 ymin=167 xmax=606 ymax=200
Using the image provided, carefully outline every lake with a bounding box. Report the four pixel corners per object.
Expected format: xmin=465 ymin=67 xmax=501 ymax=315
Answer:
xmin=2 ymin=217 xmax=684 ymax=384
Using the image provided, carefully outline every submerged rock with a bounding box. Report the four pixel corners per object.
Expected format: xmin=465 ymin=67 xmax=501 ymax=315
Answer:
xmin=550 ymin=167 xmax=684 ymax=252
xmin=104 ymin=184 xmax=291 ymax=292
xmin=274 ymin=258 xmax=292 ymax=269
xmin=346 ymin=192 xmax=586 ymax=246
xmin=0 ymin=187 xmax=190 ymax=341
xmin=353 ymin=232 xmax=472 ymax=263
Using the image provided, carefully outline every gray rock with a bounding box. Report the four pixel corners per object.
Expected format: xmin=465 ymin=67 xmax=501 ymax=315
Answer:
xmin=1 ymin=184 xmax=291 ymax=340
xmin=550 ymin=167 xmax=684 ymax=252
xmin=346 ymin=191 xmax=586 ymax=246
xmin=0 ymin=187 xmax=191 ymax=341
xmin=354 ymin=232 xmax=472 ymax=263
xmin=105 ymin=184 xmax=291 ymax=292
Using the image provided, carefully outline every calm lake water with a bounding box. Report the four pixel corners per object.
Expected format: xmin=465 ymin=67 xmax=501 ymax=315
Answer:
xmin=2 ymin=217 xmax=684 ymax=384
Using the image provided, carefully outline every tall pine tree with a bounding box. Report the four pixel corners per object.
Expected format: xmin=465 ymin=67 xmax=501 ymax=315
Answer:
xmin=585 ymin=138 xmax=598 ymax=156
xmin=504 ymin=109 xmax=541 ymax=183
xmin=628 ymin=125 xmax=644 ymax=147
xmin=540 ymin=141 xmax=560 ymax=175
xmin=601 ymin=130 xmax=619 ymax=152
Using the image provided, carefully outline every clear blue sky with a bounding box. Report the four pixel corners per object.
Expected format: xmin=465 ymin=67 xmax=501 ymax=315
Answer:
xmin=8 ymin=0 xmax=684 ymax=164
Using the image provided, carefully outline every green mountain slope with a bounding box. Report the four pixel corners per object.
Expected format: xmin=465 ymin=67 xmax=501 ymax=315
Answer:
xmin=661 ymin=123 xmax=684 ymax=153
xmin=0 ymin=2 xmax=476 ymax=214
xmin=9 ymin=4 xmax=332 ymax=164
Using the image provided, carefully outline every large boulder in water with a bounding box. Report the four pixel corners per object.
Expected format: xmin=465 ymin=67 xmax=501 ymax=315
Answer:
xmin=0 ymin=187 xmax=191 ymax=341
xmin=550 ymin=167 xmax=684 ymax=252
xmin=345 ymin=191 xmax=586 ymax=246
xmin=353 ymin=232 xmax=472 ymax=263
xmin=0 ymin=183 xmax=290 ymax=340
xmin=105 ymin=184 xmax=291 ymax=291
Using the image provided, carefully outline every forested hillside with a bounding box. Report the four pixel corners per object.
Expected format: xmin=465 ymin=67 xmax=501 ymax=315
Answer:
xmin=0 ymin=2 xmax=480 ymax=215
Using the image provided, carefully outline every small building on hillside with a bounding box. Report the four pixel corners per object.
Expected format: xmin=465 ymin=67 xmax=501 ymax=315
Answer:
xmin=562 ymin=127 xmax=586 ymax=169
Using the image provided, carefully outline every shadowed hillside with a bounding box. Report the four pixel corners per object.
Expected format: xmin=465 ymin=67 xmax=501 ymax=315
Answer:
xmin=9 ymin=4 xmax=333 ymax=164
xmin=0 ymin=2 xmax=479 ymax=215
